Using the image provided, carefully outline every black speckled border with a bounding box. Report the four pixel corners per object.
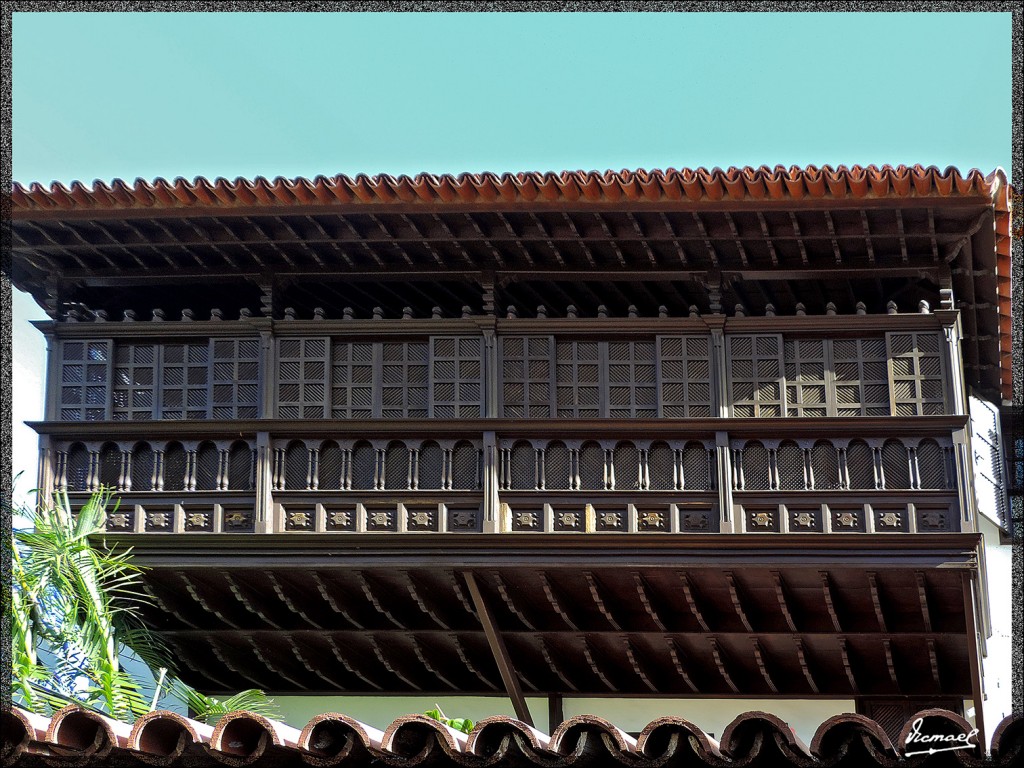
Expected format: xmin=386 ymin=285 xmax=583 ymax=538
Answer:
xmin=0 ymin=0 xmax=1019 ymax=726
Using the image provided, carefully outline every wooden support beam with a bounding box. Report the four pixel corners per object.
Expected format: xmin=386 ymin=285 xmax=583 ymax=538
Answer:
xmin=723 ymin=211 xmax=749 ymax=267
xmin=624 ymin=212 xmax=658 ymax=267
xmin=709 ymin=638 xmax=740 ymax=693
xmin=820 ymin=572 xmax=843 ymax=631
xmin=325 ymin=636 xmax=383 ymax=691
xmin=881 ymin=638 xmax=900 ymax=692
xmin=399 ymin=214 xmax=446 ymax=267
xmin=582 ymin=638 xmax=618 ymax=691
xmin=666 ymin=639 xmax=699 ymax=692
xmin=962 ymin=573 xmax=986 ymax=750
xmin=310 ymin=571 xmax=365 ymax=629
xmin=286 ymin=635 xmax=350 ymax=690
xmin=725 ymin=572 xmax=754 ymax=632
xmin=592 ymin=212 xmax=627 ymax=267
xmin=463 ymin=571 xmax=534 ymax=726
xmin=527 ymin=212 xmax=566 ymax=267
xmin=368 ymin=635 xmax=423 ymax=690
xmin=451 ymin=635 xmax=500 ymax=692
xmin=772 ymin=571 xmax=798 ymax=631
xmin=691 ymin=212 xmax=718 ymax=266
xmin=354 ymin=570 xmax=406 ymax=628
xmin=140 ymin=582 xmax=200 ymax=628
xmin=894 ymin=209 xmax=908 ymax=263
xmin=752 ymin=639 xmax=779 ymax=693
xmin=916 ymin=572 xmax=933 ymax=632
xmin=402 ymin=571 xmax=451 ymax=629
xmin=623 ymin=638 xmax=658 ymax=692
xmin=221 ymin=572 xmax=282 ymax=629
xmin=657 ymin=212 xmax=689 ymax=265
xmin=795 ymin=639 xmax=820 ymax=694
xmin=822 ymin=211 xmax=842 ymax=264
xmin=176 ymin=572 xmax=240 ymax=629
xmin=755 ymin=212 xmax=778 ymax=267
xmin=266 ymin=572 xmax=323 ymax=628
xmin=492 ymin=572 xmax=537 ymax=630
xmin=860 ymin=211 xmax=876 ymax=265
xmin=463 ymin=213 xmax=506 ymax=268
xmin=679 ymin=572 xmax=710 ymax=631
xmin=208 ymin=636 xmax=272 ymax=689
xmin=164 ymin=637 xmax=235 ymax=691
xmin=584 ymin=572 xmax=621 ymax=630
xmin=788 ymin=212 xmax=809 ymax=265
xmin=867 ymin=572 xmax=888 ymax=632
xmin=539 ymin=573 xmax=580 ymax=630
xmin=548 ymin=694 xmax=564 ymax=730
xmin=539 ymin=636 xmax=578 ymax=693
xmin=926 ymin=639 xmax=942 ymax=689
xmin=409 ymin=636 xmax=460 ymax=690
xmin=633 ymin=573 xmax=667 ymax=631
xmin=838 ymin=638 xmax=859 ymax=694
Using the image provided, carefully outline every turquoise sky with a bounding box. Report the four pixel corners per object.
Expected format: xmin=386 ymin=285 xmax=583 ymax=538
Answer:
xmin=9 ymin=10 xmax=1014 ymax=490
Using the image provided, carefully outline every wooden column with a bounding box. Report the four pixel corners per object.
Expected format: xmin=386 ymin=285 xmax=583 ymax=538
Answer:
xmin=962 ymin=572 xmax=986 ymax=753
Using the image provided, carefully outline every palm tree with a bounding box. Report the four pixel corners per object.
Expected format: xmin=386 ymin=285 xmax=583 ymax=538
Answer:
xmin=11 ymin=487 xmax=277 ymax=723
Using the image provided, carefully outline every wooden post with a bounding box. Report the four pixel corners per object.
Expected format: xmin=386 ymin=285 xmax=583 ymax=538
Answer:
xmin=548 ymin=693 xmax=564 ymax=732
xmin=962 ymin=572 xmax=986 ymax=753
xmin=462 ymin=571 xmax=533 ymax=726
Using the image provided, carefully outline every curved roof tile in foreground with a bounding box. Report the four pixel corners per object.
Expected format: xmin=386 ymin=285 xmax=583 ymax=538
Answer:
xmin=10 ymin=164 xmax=1009 ymax=213
xmin=3 ymin=707 xmax=1022 ymax=767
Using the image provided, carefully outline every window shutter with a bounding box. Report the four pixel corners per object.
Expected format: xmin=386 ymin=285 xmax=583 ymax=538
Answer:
xmin=277 ymin=337 xmax=329 ymax=419
xmin=727 ymin=334 xmax=784 ymax=417
xmin=556 ymin=341 xmax=601 ymax=418
xmin=887 ymin=331 xmax=946 ymax=416
xmin=112 ymin=343 xmax=156 ymax=420
xmin=658 ymin=336 xmax=712 ymax=418
xmin=159 ymin=342 xmax=209 ymax=420
xmin=210 ymin=338 xmax=260 ymax=419
xmin=430 ymin=337 xmax=483 ymax=418
xmin=59 ymin=340 xmax=112 ymax=421
xmin=784 ymin=338 xmax=828 ymax=417
xmin=831 ymin=337 xmax=889 ymax=416
xmin=382 ymin=341 xmax=429 ymax=418
xmin=500 ymin=336 xmax=554 ymax=418
xmin=607 ymin=341 xmax=657 ymax=418
xmin=331 ymin=341 xmax=374 ymax=419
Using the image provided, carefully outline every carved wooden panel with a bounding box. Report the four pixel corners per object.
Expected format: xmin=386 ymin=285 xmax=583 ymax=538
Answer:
xmin=330 ymin=341 xmax=374 ymax=419
xmin=382 ymin=341 xmax=429 ymax=418
xmin=783 ymin=339 xmax=828 ymax=417
xmin=657 ymin=336 xmax=712 ymax=418
xmin=607 ymin=341 xmax=657 ymax=418
xmin=277 ymin=337 xmax=329 ymax=419
xmin=727 ymin=334 xmax=784 ymax=417
xmin=887 ymin=331 xmax=947 ymax=416
xmin=831 ymin=337 xmax=890 ymax=416
xmin=112 ymin=343 xmax=156 ymax=420
xmin=556 ymin=341 xmax=601 ymax=418
xmin=59 ymin=340 xmax=112 ymax=421
xmin=159 ymin=342 xmax=209 ymax=420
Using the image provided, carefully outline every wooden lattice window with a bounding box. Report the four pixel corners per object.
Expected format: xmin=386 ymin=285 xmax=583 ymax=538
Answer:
xmin=418 ymin=442 xmax=444 ymax=490
xmin=682 ymin=442 xmax=711 ymax=490
xmin=658 ymin=336 xmax=712 ymax=417
xmin=831 ymin=337 xmax=890 ymax=417
xmin=880 ymin=439 xmax=911 ymax=489
xmin=741 ymin=441 xmax=771 ymax=490
xmin=64 ymin=444 xmax=91 ymax=491
xmin=162 ymin=443 xmax=187 ymax=492
xmin=887 ymin=332 xmax=947 ymax=416
xmin=227 ymin=441 xmax=254 ymax=491
xmin=277 ymin=337 xmax=329 ymax=419
xmin=317 ymin=441 xmax=343 ymax=490
xmin=130 ymin=443 xmax=156 ymax=492
xmin=556 ymin=341 xmax=602 ymax=418
xmin=194 ymin=442 xmax=221 ymax=491
xmin=612 ymin=442 xmax=641 ymax=490
xmin=350 ymin=442 xmax=377 ymax=490
xmin=211 ymin=339 xmax=260 ymax=419
xmin=776 ymin=441 xmax=807 ymax=490
xmin=578 ymin=441 xmax=605 ymax=489
xmin=283 ymin=441 xmax=311 ymax=490
xmin=383 ymin=442 xmax=410 ymax=490
xmin=783 ymin=339 xmax=828 ymax=417
xmin=98 ymin=443 xmax=123 ymax=489
xmin=727 ymin=335 xmax=784 ymax=417
xmin=607 ymin=341 xmax=657 ymax=418
xmin=431 ymin=337 xmax=483 ymax=418
xmin=544 ymin=442 xmax=571 ymax=490
xmin=159 ymin=342 xmax=209 ymax=420
xmin=810 ymin=440 xmax=841 ymax=490
xmin=508 ymin=441 xmax=537 ymax=490
xmin=648 ymin=442 xmax=676 ymax=490
xmin=331 ymin=341 xmax=374 ymax=419
xmin=59 ymin=340 xmax=111 ymax=421
xmin=112 ymin=344 xmax=156 ymax=420
xmin=916 ymin=439 xmax=949 ymax=489
xmin=846 ymin=440 xmax=877 ymax=490
xmin=500 ymin=336 xmax=554 ymax=418
xmin=451 ymin=442 xmax=481 ymax=490
xmin=382 ymin=342 xmax=429 ymax=418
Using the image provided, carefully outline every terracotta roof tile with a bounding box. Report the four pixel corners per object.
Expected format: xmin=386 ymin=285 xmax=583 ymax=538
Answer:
xmin=4 ymin=706 xmax=1021 ymax=767
xmin=9 ymin=165 xmax=1008 ymax=213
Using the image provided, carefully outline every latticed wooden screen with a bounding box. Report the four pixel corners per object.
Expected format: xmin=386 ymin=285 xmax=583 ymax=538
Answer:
xmin=831 ymin=337 xmax=890 ymax=416
xmin=331 ymin=341 xmax=374 ymax=419
xmin=887 ymin=331 xmax=946 ymax=416
xmin=727 ymin=335 xmax=784 ymax=417
xmin=277 ymin=338 xmax=329 ymax=419
xmin=783 ymin=339 xmax=828 ymax=417
xmin=159 ymin=342 xmax=209 ymax=419
xmin=555 ymin=341 xmax=602 ymax=418
xmin=607 ymin=341 xmax=658 ymax=418
xmin=500 ymin=336 xmax=554 ymax=418
xmin=59 ymin=340 xmax=112 ymax=421
xmin=382 ymin=342 xmax=429 ymax=418
xmin=657 ymin=336 xmax=712 ymax=417
xmin=211 ymin=339 xmax=260 ymax=418
xmin=112 ymin=343 xmax=156 ymax=420
xmin=431 ymin=337 xmax=483 ymax=418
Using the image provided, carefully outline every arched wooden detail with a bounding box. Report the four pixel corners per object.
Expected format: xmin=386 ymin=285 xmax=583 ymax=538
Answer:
xmin=742 ymin=441 xmax=770 ymax=491
xmin=130 ymin=442 xmax=156 ymax=492
xmin=648 ymin=441 xmax=675 ymax=490
xmin=916 ymin=439 xmax=948 ymax=489
xmin=451 ymin=441 xmax=480 ymax=490
xmin=98 ymin=442 xmax=123 ymax=490
xmin=417 ymin=441 xmax=444 ymax=490
xmin=194 ymin=441 xmax=220 ymax=491
xmin=384 ymin=442 xmax=411 ymax=490
xmin=64 ymin=443 xmax=91 ymax=491
xmin=162 ymin=442 xmax=187 ymax=492
xmin=880 ymin=439 xmax=910 ymax=490
xmin=846 ymin=440 xmax=876 ymax=490
xmin=350 ymin=442 xmax=377 ymax=491
xmin=612 ymin=442 xmax=640 ymax=491
xmin=682 ymin=442 xmax=710 ymax=490
xmin=810 ymin=440 xmax=841 ymax=490
xmin=578 ymin=441 xmax=605 ymax=490
xmin=508 ymin=441 xmax=537 ymax=490
xmin=776 ymin=440 xmax=806 ymax=491
xmin=544 ymin=441 xmax=571 ymax=490
xmin=314 ymin=441 xmax=342 ymax=490
xmin=284 ymin=440 xmax=311 ymax=491
xmin=227 ymin=440 xmax=254 ymax=491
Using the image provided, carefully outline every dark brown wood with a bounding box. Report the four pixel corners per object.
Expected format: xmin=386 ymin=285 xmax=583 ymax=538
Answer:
xmin=962 ymin=572 xmax=986 ymax=750
xmin=547 ymin=693 xmax=564 ymax=730
xmin=462 ymin=571 xmax=534 ymax=726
